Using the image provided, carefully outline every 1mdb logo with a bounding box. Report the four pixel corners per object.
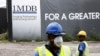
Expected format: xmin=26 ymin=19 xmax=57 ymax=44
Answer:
xmin=13 ymin=5 xmax=37 ymax=14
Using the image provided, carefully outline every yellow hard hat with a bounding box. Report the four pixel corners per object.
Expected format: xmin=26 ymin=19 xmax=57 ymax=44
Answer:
xmin=77 ymin=30 xmax=87 ymax=37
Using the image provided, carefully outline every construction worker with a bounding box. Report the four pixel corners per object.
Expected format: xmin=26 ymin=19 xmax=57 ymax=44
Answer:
xmin=34 ymin=22 xmax=72 ymax=56
xmin=75 ymin=30 xmax=89 ymax=56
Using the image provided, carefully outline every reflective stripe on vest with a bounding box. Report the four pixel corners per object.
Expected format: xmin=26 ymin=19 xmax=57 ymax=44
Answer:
xmin=36 ymin=45 xmax=71 ymax=56
xmin=75 ymin=41 xmax=89 ymax=56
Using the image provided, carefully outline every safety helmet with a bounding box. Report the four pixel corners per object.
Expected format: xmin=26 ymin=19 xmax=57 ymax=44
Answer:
xmin=77 ymin=30 xmax=87 ymax=37
xmin=46 ymin=22 xmax=63 ymax=36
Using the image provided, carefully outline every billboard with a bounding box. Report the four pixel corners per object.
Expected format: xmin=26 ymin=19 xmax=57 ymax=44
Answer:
xmin=12 ymin=0 xmax=41 ymax=39
xmin=8 ymin=0 xmax=100 ymax=40
xmin=41 ymin=0 xmax=100 ymax=39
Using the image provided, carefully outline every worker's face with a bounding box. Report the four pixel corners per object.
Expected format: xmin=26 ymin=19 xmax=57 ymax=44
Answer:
xmin=48 ymin=34 xmax=63 ymax=47
xmin=78 ymin=35 xmax=85 ymax=42
xmin=54 ymin=36 xmax=63 ymax=47
xmin=48 ymin=34 xmax=56 ymax=44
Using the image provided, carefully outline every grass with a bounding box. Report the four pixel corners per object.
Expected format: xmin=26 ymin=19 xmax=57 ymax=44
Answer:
xmin=0 ymin=32 xmax=8 ymax=40
xmin=0 ymin=32 xmax=100 ymax=42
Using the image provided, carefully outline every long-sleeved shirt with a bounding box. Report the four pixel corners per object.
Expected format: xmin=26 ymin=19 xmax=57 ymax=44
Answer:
xmin=78 ymin=42 xmax=86 ymax=56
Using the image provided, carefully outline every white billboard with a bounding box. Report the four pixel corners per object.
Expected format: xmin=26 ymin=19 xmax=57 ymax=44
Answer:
xmin=0 ymin=0 xmax=6 ymax=8
xmin=12 ymin=0 xmax=41 ymax=39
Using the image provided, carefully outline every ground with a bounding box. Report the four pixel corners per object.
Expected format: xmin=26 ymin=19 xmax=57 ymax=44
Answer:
xmin=0 ymin=41 xmax=100 ymax=56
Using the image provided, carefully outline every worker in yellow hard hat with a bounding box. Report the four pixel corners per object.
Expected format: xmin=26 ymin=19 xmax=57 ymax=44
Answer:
xmin=33 ymin=22 xmax=72 ymax=56
xmin=75 ymin=30 xmax=89 ymax=56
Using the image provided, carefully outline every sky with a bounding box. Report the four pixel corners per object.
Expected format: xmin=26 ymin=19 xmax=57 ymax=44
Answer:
xmin=0 ymin=0 xmax=6 ymax=8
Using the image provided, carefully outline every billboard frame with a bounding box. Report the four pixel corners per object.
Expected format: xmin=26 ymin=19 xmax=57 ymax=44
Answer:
xmin=7 ymin=0 xmax=13 ymax=41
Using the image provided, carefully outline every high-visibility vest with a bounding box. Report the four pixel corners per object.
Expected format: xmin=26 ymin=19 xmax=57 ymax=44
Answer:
xmin=36 ymin=45 xmax=71 ymax=56
xmin=75 ymin=41 xmax=89 ymax=56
